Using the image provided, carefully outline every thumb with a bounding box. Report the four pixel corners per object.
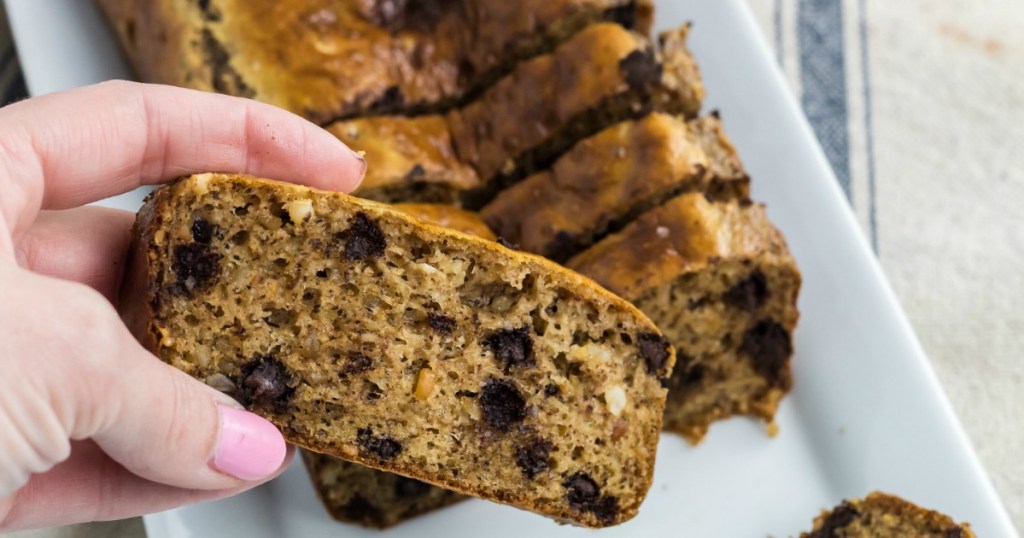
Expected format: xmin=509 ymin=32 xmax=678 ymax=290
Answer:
xmin=3 ymin=264 xmax=287 ymax=493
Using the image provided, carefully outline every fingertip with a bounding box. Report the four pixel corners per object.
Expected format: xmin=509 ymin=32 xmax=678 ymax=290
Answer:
xmin=304 ymin=125 xmax=367 ymax=194
xmin=211 ymin=406 xmax=287 ymax=482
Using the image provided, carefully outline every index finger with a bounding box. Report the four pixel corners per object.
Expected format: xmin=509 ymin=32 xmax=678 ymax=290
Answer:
xmin=0 ymin=81 xmax=365 ymax=230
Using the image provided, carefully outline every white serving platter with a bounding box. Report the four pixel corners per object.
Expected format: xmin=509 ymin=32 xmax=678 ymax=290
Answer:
xmin=4 ymin=0 xmax=1017 ymax=536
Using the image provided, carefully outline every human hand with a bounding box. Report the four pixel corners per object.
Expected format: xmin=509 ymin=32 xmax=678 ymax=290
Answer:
xmin=0 ymin=81 xmax=365 ymax=530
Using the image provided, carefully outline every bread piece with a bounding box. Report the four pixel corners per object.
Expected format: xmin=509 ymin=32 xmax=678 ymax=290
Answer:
xmin=301 ymin=450 xmax=466 ymax=528
xmin=482 ymin=113 xmax=734 ymax=262
xmin=327 ymin=116 xmax=480 ymax=204
xmin=96 ymin=0 xmax=651 ymax=123
xmin=690 ymin=113 xmax=750 ymax=201
xmin=123 ymin=173 xmax=675 ymax=527
xmin=392 ymin=204 xmax=496 ymax=241
xmin=567 ymin=194 xmax=800 ymax=442
xmin=801 ymin=492 xmax=975 ymax=538
xmin=448 ymin=23 xmax=704 ymax=196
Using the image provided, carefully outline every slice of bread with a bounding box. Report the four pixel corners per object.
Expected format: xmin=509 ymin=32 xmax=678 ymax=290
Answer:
xmin=568 ymin=193 xmax=800 ymax=442
xmin=122 ymin=173 xmax=675 ymax=527
xmin=801 ymin=492 xmax=975 ymax=538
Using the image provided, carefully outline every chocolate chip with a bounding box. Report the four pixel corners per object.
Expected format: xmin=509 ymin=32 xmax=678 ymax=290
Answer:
xmin=515 ymin=438 xmax=553 ymax=479
xmin=638 ymin=333 xmax=671 ymax=378
xmin=236 ymin=355 xmax=294 ymax=411
xmin=357 ymin=427 xmax=403 ymax=460
xmin=619 ymin=48 xmax=662 ymax=89
xmin=343 ymin=213 xmax=386 ymax=261
xmin=191 ymin=218 xmax=214 ymax=244
xmin=544 ymin=384 xmax=560 ymax=397
xmin=603 ymin=0 xmax=638 ymax=28
xmin=393 ymin=476 xmax=432 ymax=498
xmin=340 ymin=494 xmax=384 ymax=524
xmin=563 ymin=472 xmax=619 ymax=524
xmin=455 ymin=390 xmax=478 ymax=399
xmin=546 ymin=230 xmax=577 ymax=260
xmin=405 ymin=164 xmax=426 ymax=181
xmin=741 ymin=320 xmax=792 ymax=386
xmin=724 ymin=271 xmax=769 ymax=312
xmin=427 ymin=313 xmax=456 ymax=336
xmin=807 ymin=501 xmax=858 ymax=538
xmin=479 ymin=379 xmax=526 ymax=431
xmin=340 ymin=352 xmax=375 ymax=377
xmin=485 ymin=327 xmax=534 ymax=372
xmin=315 ymin=269 xmax=329 ymax=278
xmin=172 ymin=242 xmax=222 ymax=295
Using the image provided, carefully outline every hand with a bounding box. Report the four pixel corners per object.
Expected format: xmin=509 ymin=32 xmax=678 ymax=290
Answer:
xmin=0 ymin=81 xmax=365 ymax=530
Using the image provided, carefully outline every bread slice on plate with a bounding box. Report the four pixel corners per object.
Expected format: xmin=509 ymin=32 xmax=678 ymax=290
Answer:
xmin=568 ymin=193 xmax=800 ymax=442
xmin=801 ymin=492 xmax=975 ymax=537
xmin=122 ymin=173 xmax=675 ymax=527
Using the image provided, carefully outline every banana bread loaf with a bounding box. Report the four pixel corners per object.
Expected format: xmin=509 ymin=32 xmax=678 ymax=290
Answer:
xmin=448 ymin=23 xmax=704 ymax=196
xmin=122 ymin=173 xmax=676 ymax=527
xmin=481 ymin=113 xmax=750 ymax=262
xmin=96 ymin=0 xmax=652 ymax=123
xmin=801 ymin=492 xmax=975 ymax=538
xmin=327 ymin=116 xmax=480 ymax=204
xmin=567 ymin=193 xmax=800 ymax=442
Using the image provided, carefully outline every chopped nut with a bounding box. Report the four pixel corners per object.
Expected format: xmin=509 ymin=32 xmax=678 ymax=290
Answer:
xmin=415 ymin=368 xmax=435 ymax=400
xmin=283 ymin=199 xmax=314 ymax=224
xmin=490 ymin=295 xmax=514 ymax=313
xmin=418 ymin=262 xmax=439 ymax=275
xmin=570 ymin=343 xmax=612 ymax=362
xmin=204 ymin=373 xmax=236 ymax=393
xmin=604 ymin=386 xmax=627 ymax=416
xmin=312 ymin=37 xmax=339 ymax=55
xmin=191 ymin=173 xmax=213 ymax=195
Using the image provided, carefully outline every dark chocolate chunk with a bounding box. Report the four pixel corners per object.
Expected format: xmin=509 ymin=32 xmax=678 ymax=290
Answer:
xmin=404 ymin=164 xmax=426 ymax=181
xmin=638 ymin=333 xmax=671 ymax=377
xmin=340 ymin=352 xmax=375 ymax=377
xmin=741 ymin=320 xmax=792 ymax=386
xmin=562 ymin=472 xmax=620 ymax=524
xmin=546 ymin=230 xmax=577 ymax=260
xmin=370 ymin=85 xmax=405 ymax=113
xmin=619 ymin=48 xmax=662 ymax=89
xmin=393 ymin=476 xmax=433 ymax=498
xmin=190 ymin=218 xmax=214 ymax=244
xmin=724 ymin=270 xmax=769 ymax=313
xmin=236 ymin=355 xmax=294 ymax=411
xmin=807 ymin=501 xmax=858 ymax=538
xmin=172 ymin=242 xmax=222 ymax=295
xmin=340 ymin=494 xmax=384 ymax=525
xmin=357 ymin=427 xmax=403 ymax=461
xmin=515 ymin=438 xmax=553 ymax=479
xmin=200 ymin=29 xmax=254 ymax=97
xmin=315 ymin=269 xmax=329 ymax=278
xmin=427 ymin=313 xmax=456 ymax=336
xmin=479 ymin=379 xmax=527 ymax=432
xmin=343 ymin=213 xmax=387 ymax=261
xmin=485 ymin=327 xmax=535 ymax=372
xmin=544 ymin=384 xmax=560 ymax=397
xmin=603 ymin=0 xmax=638 ymax=28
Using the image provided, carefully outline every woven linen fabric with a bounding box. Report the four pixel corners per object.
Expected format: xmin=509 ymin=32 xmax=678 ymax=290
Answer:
xmin=1 ymin=1 xmax=1021 ymax=536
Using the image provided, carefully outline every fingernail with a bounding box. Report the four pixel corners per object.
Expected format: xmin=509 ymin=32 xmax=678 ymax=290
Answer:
xmin=212 ymin=405 xmax=287 ymax=481
xmin=353 ymin=149 xmax=367 ymax=182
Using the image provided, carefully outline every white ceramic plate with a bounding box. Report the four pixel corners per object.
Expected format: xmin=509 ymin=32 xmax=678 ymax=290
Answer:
xmin=5 ymin=1 xmax=1018 ymax=536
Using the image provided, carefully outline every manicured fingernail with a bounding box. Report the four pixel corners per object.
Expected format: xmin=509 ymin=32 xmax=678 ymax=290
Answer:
xmin=212 ymin=405 xmax=287 ymax=481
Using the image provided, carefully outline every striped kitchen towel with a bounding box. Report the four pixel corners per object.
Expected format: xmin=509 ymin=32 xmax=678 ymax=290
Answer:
xmin=746 ymin=0 xmax=1023 ymax=531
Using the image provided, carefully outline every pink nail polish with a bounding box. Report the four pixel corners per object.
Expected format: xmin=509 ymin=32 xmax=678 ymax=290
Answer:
xmin=213 ymin=405 xmax=287 ymax=481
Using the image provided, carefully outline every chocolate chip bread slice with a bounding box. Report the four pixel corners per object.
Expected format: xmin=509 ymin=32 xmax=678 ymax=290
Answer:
xmin=123 ymin=173 xmax=675 ymax=527
xmin=481 ymin=113 xmax=754 ymax=262
xmin=449 ymin=23 xmax=705 ymax=197
xmin=567 ymin=193 xmax=800 ymax=442
xmin=801 ymin=492 xmax=976 ymax=538
xmin=302 ymin=450 xmax=466 ymax=528
xmin=327 ymin=116 xmax=481 ymax=204
xmin=96 ymin=0 xmax=651 ymax=123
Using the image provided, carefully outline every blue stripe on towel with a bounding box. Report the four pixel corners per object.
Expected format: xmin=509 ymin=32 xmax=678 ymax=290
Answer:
xmin=858 ymin=0 xmax=879 ymax=253
xmin=798 ymin=0 xmax=853 ymax=202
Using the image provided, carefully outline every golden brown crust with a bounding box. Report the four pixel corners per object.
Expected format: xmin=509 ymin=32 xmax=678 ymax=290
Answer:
xmin=128 ymin=173 xmax=674 ymax=527
xmin=802 ymin=492 xmax=976 ymax=537
xmin=447 ymin=23 xmax=704 ymax=189
xmin=392 ymin=204 xmax=496 ymax=241
xmin=327 ymin=116 xmax=480 ymax=204
xmin=480 ymin=113 xmax=709 ymax=262
xmin=96 ymin=0 xmax=651 ymax=123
